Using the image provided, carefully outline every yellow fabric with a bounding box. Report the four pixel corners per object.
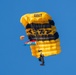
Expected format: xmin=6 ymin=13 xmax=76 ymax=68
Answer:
xmin=30 ymin=39 xmax=61 ymax=58
xmin=20 ymin=12 xmax=52 ymax=26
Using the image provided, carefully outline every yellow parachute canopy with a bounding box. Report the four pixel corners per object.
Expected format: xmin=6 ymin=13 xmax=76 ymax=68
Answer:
xmin=20 ymin=12 xmax=61 ymax=58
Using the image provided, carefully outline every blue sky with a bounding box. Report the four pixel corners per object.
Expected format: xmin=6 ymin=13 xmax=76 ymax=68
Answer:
xmin=0 ymin=0 xmax=76 ymax=75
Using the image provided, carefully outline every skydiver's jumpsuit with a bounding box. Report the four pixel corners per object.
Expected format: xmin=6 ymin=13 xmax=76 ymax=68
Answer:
xmin=39 ymin=53 xmax=45 ymax=65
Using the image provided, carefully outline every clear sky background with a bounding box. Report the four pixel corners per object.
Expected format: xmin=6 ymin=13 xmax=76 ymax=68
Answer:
xmin=0 ymin=0 xmax=76 ymax=75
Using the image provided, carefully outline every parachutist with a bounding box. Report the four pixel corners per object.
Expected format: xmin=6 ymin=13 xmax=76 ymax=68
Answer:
xmin=20 ymin=12 xmax=61 ymax=65
xmin=38 ymin=53 xmax=45 ymax=66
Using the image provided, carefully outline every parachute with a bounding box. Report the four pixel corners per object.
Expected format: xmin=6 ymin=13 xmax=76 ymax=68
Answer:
xmin=20 ymin=12 xmax=61 ymax=58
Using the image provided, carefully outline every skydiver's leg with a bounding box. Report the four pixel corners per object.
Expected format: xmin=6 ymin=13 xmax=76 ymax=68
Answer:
xmin=38 ymin=50 xmax=45 ymax=66
xmin=39 ymin=53 xmax=45 ymax=66
xmin=40 ymin=56 xmax=45 ymax=66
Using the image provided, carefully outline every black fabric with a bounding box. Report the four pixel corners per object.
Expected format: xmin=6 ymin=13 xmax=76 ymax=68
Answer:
xmin=28 ymin=32 xmax=59 ymax=41
xmin=26 ymin=23 xmax=52 ymax=29
xmin=54 ymin=32 xmax=59 ymax=39
xmin=49 ymin=20 xmax=55 ymax=25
